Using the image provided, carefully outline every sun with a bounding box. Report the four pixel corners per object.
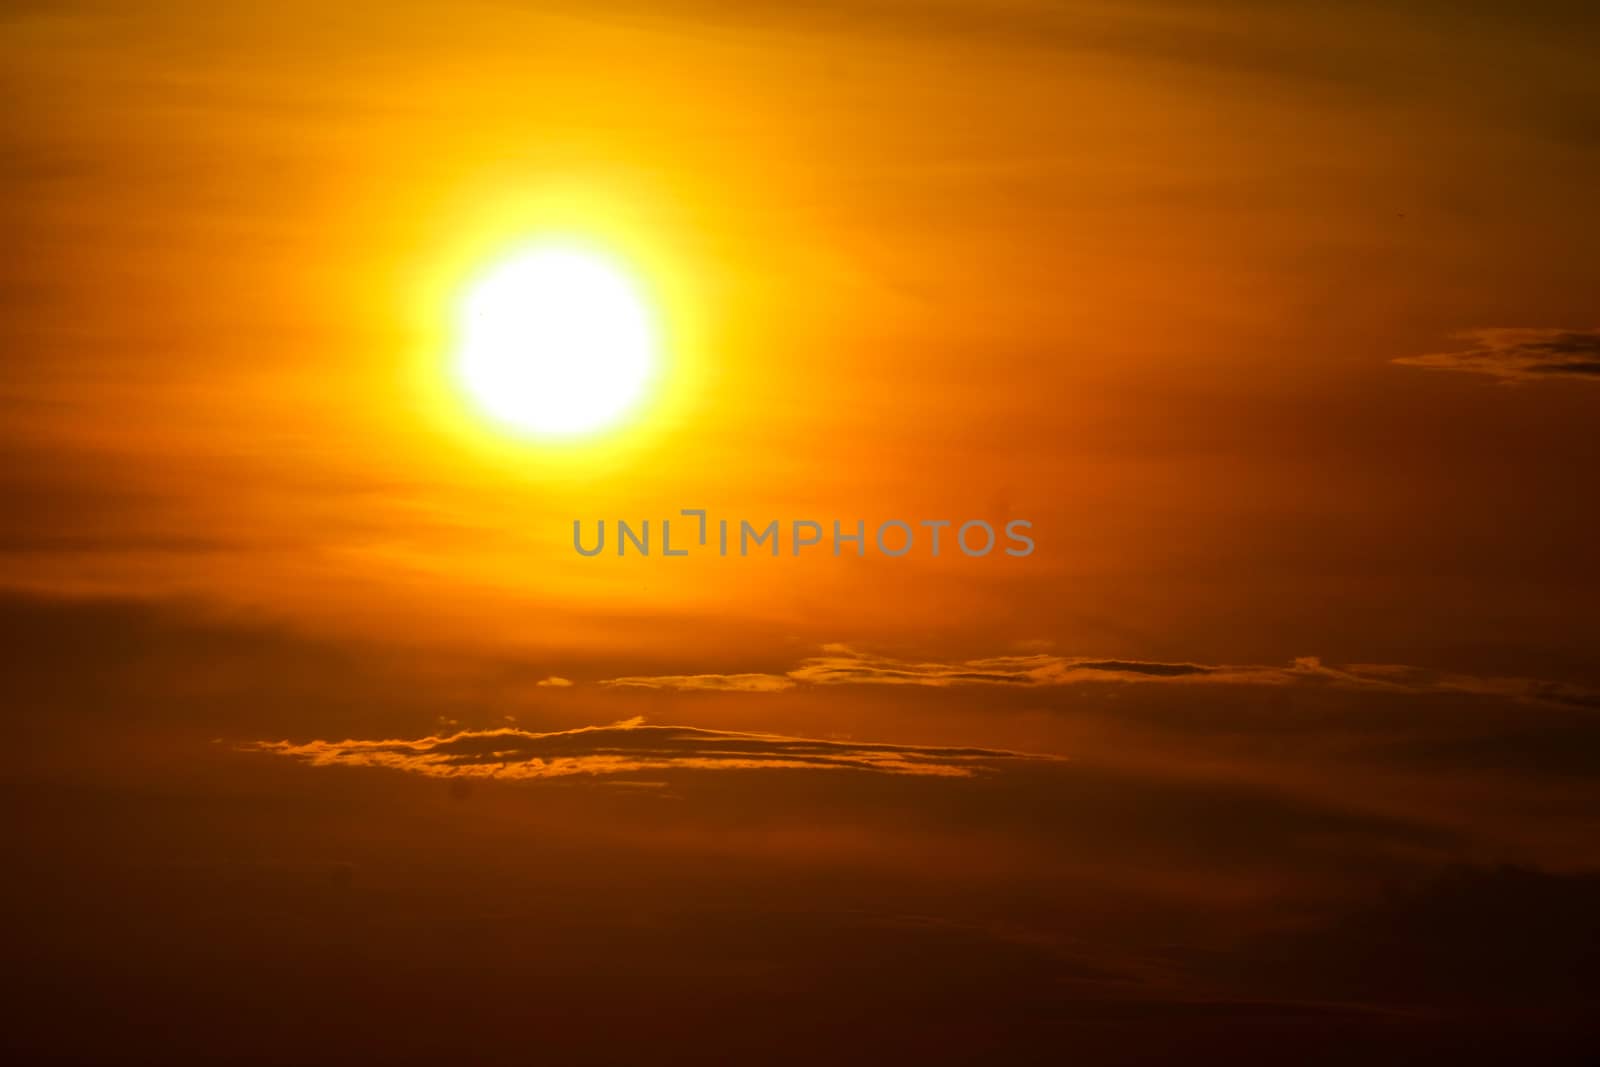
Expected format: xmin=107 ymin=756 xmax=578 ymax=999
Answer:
xmin=455 ymin=242 xmax=659 ymax=437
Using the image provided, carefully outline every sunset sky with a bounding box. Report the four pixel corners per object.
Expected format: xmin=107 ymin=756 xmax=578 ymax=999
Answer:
xmin=4 ymin=3 xmax=1599 ymax=1063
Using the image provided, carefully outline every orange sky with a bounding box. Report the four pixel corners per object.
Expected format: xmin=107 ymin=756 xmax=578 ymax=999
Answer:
xmin=6 ymin=0 xmax=1597 ymax=676
xmin=5 ymin=0 xmax=1598 ymax=842
xmin=6 ymin=4 xmax=1600 ymax=1062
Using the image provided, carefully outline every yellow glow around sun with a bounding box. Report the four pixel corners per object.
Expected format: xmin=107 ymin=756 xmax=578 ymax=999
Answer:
xmin=456 ymin=243 xmax=659 ymax=436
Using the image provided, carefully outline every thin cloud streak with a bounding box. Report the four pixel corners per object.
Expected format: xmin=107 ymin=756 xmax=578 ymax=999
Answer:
xmin=1394 ymin=328 xmax=1600 ymax=382
xmin=601 ymin=672 xmax=799 ymax=692
xmin=249 ymin=722 xmax=1058 ymax=781
xmin=597 ymin=647 xmax=1600 ymax=710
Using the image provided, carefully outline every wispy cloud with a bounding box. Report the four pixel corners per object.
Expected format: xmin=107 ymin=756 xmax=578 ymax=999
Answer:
xmin=787 ymin=648 xmax=1220 ymax=687
xmin=600 ymin=673 xmax=799 ymax=693
xmin=1394 ymin=328 xmax=1600 ymax=382
xmin=597 ymin=647 xmax=1600 ymax=710
xmin=249 ymin=722 xmax=1056 ymax=781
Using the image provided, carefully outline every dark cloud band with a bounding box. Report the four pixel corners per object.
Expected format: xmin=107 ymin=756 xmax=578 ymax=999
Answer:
xmin=250 ymin=721 xmax=1057 ymax=781
xmin=1394 ymin=328 xmax=1600 ymax=382
xmin=598 ymin=647 xmax=1600 ymax=710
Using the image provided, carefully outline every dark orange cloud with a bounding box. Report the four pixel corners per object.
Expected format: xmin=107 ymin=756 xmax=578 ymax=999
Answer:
xmin=1395 ymin=328 xmax=1600 ymax=382
xmin=599 ymin=645 xmax=1600 ymax=710
xmin=250 ymin=720 xmax=1058 ymax=780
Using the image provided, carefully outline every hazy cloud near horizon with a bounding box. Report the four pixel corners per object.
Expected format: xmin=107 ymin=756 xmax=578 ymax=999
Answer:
xmin=1395 ymin=328 xmax=1600 ymax=382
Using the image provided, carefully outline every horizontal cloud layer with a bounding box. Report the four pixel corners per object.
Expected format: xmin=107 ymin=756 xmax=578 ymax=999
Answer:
xmin=600 ymin=646 xmax=1600 ymax=710
xmin=250 ymin=721 xmax=1056 ymax=781
xmin=1394 ymin=327 xmax=1600 ymax=382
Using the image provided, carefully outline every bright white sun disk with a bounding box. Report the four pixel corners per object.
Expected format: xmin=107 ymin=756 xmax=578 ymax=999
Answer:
xmin=457 ymin=246 xmax=657 ymax=436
